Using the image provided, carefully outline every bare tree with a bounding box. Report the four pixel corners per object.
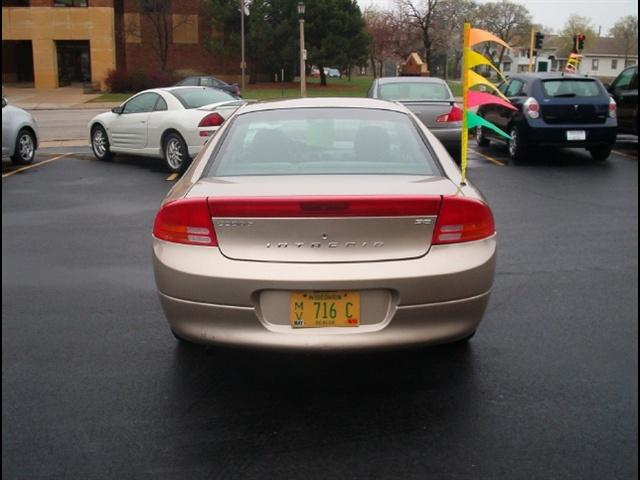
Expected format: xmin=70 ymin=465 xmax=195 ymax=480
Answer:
xmin=125 ymin=0 xmax=193 ymax=71
xmin=395 ymin=0 xmax=440 ymax=68
xmin=364 ymin=8 xmax=400 ymax=77
xmin=610 ymin=15 xmax=638 ymax=64
xmin=558 ymin=15 xmax=597 ymax=56
xmin=475 ymin=0 xmax=531 ymax=66
xmin=431 ymin=0 xmax=478 ymax=79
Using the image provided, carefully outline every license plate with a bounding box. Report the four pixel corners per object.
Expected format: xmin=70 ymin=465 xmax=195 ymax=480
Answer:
xmin=290 ymin=291 xmax=360 ymax=328
xmin=566 ymin=130 xmax=586 ymax=141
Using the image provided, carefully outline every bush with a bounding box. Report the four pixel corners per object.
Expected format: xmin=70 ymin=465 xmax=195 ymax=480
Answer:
xmin=105 ymin=68 xmax=132 ymax=93
xmin=105 ymin=69 xmax=180 ymax=92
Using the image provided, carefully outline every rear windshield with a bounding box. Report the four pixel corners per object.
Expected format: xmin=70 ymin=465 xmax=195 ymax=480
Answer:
xmin=207 ymin=108 xmax=439 ymax=177
xmin=168 ymin=87 xmax=238 ymax=108
xmin=541 ymin=79 xmax=603 ymax=97
xmin=378 ymin=82 xmax=451 ymax=101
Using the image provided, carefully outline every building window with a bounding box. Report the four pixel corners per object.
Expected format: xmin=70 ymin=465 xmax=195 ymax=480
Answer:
xmin=592 ymin=59 xmax=599 ymax=71
xmin=503 ymin=62 xmax=511 ymax=72
xmin=625 ymin=59 xmax=637 ymax=68
xmin=611 ymin=59 xmax=618 ymax=70
xmin=54 ymin=0 xmax=88 ymax=6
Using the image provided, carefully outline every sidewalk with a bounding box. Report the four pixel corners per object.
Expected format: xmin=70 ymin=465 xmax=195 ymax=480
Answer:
xmin=3 ymin=86 xmax=119 ymax=110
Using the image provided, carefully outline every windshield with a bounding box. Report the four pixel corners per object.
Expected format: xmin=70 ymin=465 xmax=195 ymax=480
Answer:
xmin=207 ymin=108 xmax=439 ymax=177
xmin=378 ymin=82 xmax=451 ymax=101
xmin=168 ymin=87 xmax=238 ymax=108
xmin=542 ymin=79 xmax=603 ymax=97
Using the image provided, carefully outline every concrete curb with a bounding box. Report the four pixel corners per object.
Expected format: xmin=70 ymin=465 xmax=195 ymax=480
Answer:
xmin=13 ymin=102 xmax=121 ymax=111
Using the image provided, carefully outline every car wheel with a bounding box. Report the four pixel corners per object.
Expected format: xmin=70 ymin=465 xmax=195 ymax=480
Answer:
xmin=11 ymin=129 xmax=36 ymax=165
xmin=588 ymin=145 xmax=612 ymax=162
xmin=507 ymin=126 xmax=526 ymax=163
xmin=91 ymin=125 xmax=112 ymax=161
xmin=163 ymin=132 xmax=190 ymax=173
xmin=475 ymin=126 xmax=490 ymax=147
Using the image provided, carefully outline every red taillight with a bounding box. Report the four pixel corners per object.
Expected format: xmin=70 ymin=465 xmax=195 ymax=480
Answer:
xmin=523 ymin=97 xmax=540 ymax=119
xmin=432 ymin=196 xmax=495 ymax=245
xmin=198 ymin=112 xmax=225 ymax=128
xmin=208 ymin=196 xmax=442 ymax=217
xmin=436 ymin=105 xmax=463 ymax=123
xmin=153 ymin=198 xmax=217 ymax=246
xmin=608 ymin=97 xmax=617 ymax=118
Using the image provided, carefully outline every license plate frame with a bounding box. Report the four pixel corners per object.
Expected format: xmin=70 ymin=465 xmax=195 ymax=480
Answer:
xmin=566 ymin=130 xmax=586 ymax=141
xmin=289 ymin=291 xmax=360 ymax=328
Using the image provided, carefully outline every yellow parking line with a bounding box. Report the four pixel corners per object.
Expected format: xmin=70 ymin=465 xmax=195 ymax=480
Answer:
xmin=165 ymin=173 xmax=179 ymax=181
xmin=470 ymin=149 xmax=506 ymax=167
xmin=612 ymin=150 xmax=637 ymax=160
xmin=2 ymin=153 xmax=72 ymax=179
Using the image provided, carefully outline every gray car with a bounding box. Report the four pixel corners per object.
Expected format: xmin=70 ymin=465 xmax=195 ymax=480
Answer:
xmin=368 ymin=77 xmax=462 ymax=160
xmin=2 ymin=96 xmax=38 ymax=165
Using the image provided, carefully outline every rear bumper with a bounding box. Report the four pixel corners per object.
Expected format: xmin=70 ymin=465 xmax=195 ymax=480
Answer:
xmin=521 ymin=121 xmax=617 ymax=147
xmin=153 ymin=235 xmax=496 ymax=350
xmin=431 ymin=126 xmax=462 ymax=151
xmin=160 ymin=290 xmax=490 ymax=351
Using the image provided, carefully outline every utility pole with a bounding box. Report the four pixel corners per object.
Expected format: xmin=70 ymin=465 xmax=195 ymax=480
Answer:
xmin=240 ymin=0 xmax=246 ymax=92
xmin=528 ymin=27 xmax=536 ymax=72
xmin=297 ymin=2 xmax=306 ymax=97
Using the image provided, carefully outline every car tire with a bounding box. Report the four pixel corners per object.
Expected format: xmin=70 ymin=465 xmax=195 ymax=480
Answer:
xmin=11 ymin=128 xmax=36 ymax=165
xmin=475 ymin=126 xmax=490 ymax=147
xmin=91 ymin=125 xmax=113 ymax=161
xmin=163 ymin=132 xmax=190 ymax=173
xmin=588 ymin=145 xmax=612 ymax=162
xmin=507 ymin=126 xmax=526 ymax=164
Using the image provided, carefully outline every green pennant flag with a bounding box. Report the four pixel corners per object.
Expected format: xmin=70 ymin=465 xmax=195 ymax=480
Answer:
xmin=467 ymin=111 xmax=512 ymax=140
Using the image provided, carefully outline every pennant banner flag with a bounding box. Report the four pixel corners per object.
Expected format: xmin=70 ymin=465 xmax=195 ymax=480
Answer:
xmin=460 ymin=23 xmax=513 ymax=184
xmin=467 ymin=49 xmax=508 ymax=84
xmin=467 ymin=91 xmax=517 ymax=111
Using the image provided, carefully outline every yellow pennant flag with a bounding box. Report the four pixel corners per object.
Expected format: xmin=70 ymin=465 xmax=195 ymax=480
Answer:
xmin=469 ymin=28 xmax=511 ymax=50
xmin=467 ymin=49 xmax=508 ymax=84
xmin=467 ymin=70 xmax=509 ymax=102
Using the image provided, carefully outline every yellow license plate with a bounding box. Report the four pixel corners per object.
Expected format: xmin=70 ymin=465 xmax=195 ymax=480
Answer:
xmin=290 ymin=291 xmax=360 ymax=328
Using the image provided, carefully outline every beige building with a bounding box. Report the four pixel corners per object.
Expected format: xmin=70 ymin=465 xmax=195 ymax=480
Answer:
xmin=2 ymin=0 xmax=117 ymax=90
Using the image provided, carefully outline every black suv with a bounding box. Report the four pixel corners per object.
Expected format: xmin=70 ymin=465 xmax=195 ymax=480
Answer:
xmin=606 ymin=65 xmax=637 ymax=136
xmin=476 ymin=73 xmax=617 ymax=162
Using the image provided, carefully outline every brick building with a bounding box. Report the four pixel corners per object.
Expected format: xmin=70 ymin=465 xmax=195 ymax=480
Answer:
xmin=2 ymin=0 xmax=240 ymax=90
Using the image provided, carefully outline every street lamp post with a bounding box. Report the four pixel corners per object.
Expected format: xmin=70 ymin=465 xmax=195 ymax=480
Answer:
xmin=297 ymin=1 xmax=306 ymax=97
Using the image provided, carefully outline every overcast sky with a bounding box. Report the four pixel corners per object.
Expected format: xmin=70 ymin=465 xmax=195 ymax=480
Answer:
xmin=357 ymin=0 xmax=639 ymax=35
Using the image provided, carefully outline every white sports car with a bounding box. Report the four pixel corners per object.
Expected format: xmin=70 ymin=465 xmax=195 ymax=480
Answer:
xmin=88 ymin=87 xmax=243 ymax=172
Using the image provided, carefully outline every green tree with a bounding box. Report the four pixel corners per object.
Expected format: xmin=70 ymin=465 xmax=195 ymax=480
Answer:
xmin=305 ymin=0 xmax=370 ymax=86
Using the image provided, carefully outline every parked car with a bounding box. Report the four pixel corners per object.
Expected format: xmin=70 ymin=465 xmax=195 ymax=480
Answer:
xmin=310 ymin=66 xmax=321 ymax=77
xmin=327 ymin=68 xmax=341 ymax=78
xmin=152 ymin=97 xmax=496 ymax=350
xmin=88 ymin=87 xmax=243 ymax=172
xmin=174 ymin=75 xmax=241 ymax=97
xmin=606 ymin=65 xmax=637 ymax=136
xmin=1 ymin=96 xmax=38 ymax=165
xmin=368 ymin=77 xmax=462 ymax=161
xmin=475 ymin=73 xmax=617 ymax=162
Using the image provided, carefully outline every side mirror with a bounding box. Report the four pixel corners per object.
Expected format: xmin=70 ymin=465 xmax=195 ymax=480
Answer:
xmin=1 ymin=96 xmax=7 ymax=108
xmin=111 ymin=106 xmax=124 ymax=114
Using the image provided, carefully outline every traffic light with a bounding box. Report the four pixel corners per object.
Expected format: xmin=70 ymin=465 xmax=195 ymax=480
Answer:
xmin=534 ymin=32 xmax=544 ymax=49
xmin=577 ymin=34 xmax=586 ymax=50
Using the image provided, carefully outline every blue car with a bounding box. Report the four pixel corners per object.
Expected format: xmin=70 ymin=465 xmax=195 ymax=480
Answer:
xmin=475 ymin=73 xmax=617 ymax=162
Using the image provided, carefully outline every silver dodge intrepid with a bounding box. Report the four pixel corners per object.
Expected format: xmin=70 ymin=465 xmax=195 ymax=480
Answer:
xmin=152 ymin=98 xmax=496 ymax=350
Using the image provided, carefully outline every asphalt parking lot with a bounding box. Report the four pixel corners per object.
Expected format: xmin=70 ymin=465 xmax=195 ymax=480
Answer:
xmin=2 ymin=139 xmax=638 ymax=479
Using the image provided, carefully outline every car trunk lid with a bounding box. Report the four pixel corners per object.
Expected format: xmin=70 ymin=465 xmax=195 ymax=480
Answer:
xmin=188 ymin=175 xmax=459 ymax=262
xmin=400 ymin=100 xmax=457 ymax=129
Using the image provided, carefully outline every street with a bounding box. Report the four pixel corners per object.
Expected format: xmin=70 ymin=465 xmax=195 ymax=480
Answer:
xmin=2 ymin=138 xmax=637 ymax=479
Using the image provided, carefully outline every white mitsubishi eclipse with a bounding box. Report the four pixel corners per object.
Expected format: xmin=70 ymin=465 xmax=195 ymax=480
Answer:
xmin=88 ymin=86 xmax=243 ymax=172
